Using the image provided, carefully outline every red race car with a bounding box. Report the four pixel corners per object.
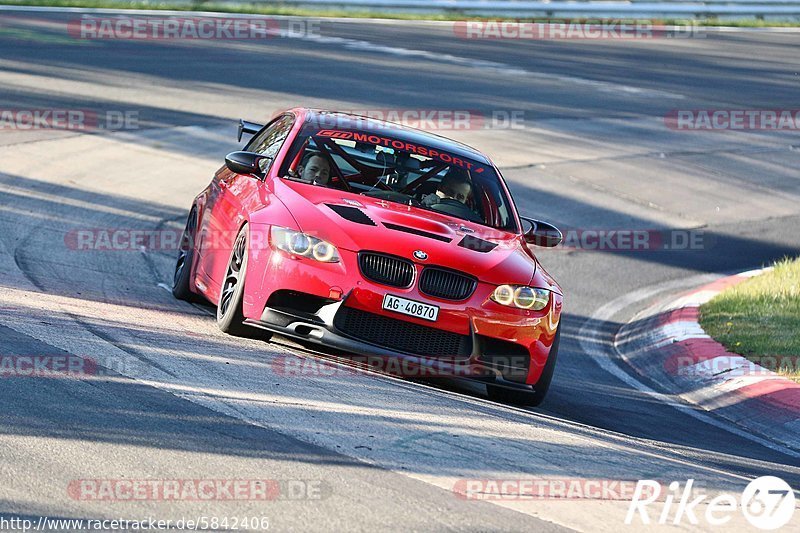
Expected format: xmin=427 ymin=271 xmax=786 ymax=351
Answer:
xmin=173 ymin=109 xmax=563 ymax=405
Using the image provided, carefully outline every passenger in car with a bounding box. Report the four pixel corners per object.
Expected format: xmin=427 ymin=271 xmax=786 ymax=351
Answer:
xmin=422 ymin=168 xmax=472 ymax=206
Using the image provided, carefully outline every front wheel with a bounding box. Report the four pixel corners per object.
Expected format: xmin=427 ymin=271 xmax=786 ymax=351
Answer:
xmin=487 ymin=323 xmax=561 ymax=407
xmin=217 ymin=224 xmax=254 ymax=337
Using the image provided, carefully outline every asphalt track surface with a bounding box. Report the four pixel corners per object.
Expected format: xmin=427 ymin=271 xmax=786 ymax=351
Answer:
xmin=0 ymin=9 xmax=799 ymax=531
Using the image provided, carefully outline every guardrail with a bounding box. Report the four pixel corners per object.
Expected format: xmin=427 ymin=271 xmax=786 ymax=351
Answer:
xmin=250 ymin=0 xmax=800 ymax=18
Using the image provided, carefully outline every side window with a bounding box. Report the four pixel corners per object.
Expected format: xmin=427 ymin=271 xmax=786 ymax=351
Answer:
xmin=246 ymin=115 xmax=295 ymax=173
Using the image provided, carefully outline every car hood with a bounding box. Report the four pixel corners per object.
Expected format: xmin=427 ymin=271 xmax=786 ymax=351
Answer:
xmin=271 ymin=179 xmax=541 ymax=287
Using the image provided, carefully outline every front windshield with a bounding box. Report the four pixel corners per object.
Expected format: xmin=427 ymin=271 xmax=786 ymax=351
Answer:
xmin=279 ymin=124 xmax=518 ymax=232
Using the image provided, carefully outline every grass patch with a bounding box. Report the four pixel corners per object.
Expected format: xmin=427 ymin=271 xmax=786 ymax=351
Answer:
xmin=2 ymin=0 xmax=800 ymax=26
xmin=700 ymin=257 xmax=800 ymax=381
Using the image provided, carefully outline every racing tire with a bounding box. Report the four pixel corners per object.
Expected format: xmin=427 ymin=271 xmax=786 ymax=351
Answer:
xmin=173 ymin=207 xmax=199 ymax=302
xmin=217 ymin=224 xmax=254 ymax=337
xmin=487 ymin=323 xmax=561 ymax=407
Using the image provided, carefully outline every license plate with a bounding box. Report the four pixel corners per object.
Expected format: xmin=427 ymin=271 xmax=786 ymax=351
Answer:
xmin=382 ymin=294 xmax=439 ymax=322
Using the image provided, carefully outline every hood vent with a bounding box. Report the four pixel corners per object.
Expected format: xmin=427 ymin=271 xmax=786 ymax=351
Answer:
xmin=326 ymin=204 xmax=376 ymax=226
xmin=458 ymin=235 xmax=497 ymax=253
xmin=383 ymin=222 xmax=452 ymax=243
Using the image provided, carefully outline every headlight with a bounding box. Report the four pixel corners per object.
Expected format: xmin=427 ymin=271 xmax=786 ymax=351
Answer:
xmin=493 ymin=284 xmax=515 ymax=306
xmin=491 ymin=284 xmax=549 ymax=311
xmin=270 ymin=227 xmax=340 ymax=263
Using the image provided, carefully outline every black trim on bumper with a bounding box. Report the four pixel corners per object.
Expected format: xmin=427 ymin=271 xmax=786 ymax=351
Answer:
xmin=244 ymin=304 xmax=535 ymax=392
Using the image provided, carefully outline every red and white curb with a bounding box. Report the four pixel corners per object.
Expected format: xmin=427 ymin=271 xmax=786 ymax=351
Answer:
xmin=615 ymin=268 xmax=800 ymax=450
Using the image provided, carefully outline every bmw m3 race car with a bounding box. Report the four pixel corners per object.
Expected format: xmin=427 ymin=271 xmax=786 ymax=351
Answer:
xmin=173 ymin=108 xmax=564 ymax=405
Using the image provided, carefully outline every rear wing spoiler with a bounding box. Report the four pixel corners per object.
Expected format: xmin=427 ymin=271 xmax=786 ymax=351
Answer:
xmin=237 ymin=119 xmax=264 ymax=142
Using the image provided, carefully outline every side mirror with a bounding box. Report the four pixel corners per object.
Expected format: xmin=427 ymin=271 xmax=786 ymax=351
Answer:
xmin=521 ymin=216 xmax=562 ymax=247
xmin=225 ymin=151 xmax=271 ymax=178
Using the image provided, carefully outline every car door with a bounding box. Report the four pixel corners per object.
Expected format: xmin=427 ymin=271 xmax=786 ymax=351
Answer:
xmin=197 ymin=114 xmax=295 ymax=297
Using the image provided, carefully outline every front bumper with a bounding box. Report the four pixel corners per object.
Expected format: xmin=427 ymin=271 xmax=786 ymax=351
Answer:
xmin=243 ymin=246 xmax=562 ymax=388
xmin=246 ymin=298 xmax=542 ymax=391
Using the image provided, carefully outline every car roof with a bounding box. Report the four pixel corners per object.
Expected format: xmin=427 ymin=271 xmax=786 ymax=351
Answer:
xmin=299 ymin=109 xmax=493 ymax=166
